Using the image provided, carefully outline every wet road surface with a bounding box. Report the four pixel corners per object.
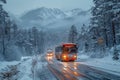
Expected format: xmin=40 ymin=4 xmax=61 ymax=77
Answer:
xmin=46 ymin=55 xmax=120 ymax=80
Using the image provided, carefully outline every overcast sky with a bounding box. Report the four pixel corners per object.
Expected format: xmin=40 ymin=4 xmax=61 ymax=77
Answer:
xmin=3 ymin=0 xmax=93 ymax=16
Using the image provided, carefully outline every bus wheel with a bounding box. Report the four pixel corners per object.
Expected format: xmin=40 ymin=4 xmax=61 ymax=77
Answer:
xmin=71 ymin=60 xmax=73 ymax=61
xmin=70 ymin=60 xmax=74 ymax=62
xmin=61 ymin=59 xmax=64 ymax=62
xmin=57 ymin=58 xmax=60 ymax=60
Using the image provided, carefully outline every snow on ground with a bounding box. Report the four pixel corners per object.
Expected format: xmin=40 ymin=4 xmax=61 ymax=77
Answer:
xmin=0 ymin=56 xmax=33 ymax=80
xmin=0 ymin=55 xmax=56 ymax=80
xmin=18 ymin=58 xmax=33 ymax=80
xmin=0 ymin=61 xmax=19 ymax=70
xmin=77 ymin=54 xmax=90 ymax=61
xmin=77 ymin=54 xmax=120 ymax=76
xmin=34 ymin=54 xmax=56 ymax=80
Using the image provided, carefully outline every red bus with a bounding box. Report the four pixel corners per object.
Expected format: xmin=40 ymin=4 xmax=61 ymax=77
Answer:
xmin=55 ymin=43 xmax=78 ymax=62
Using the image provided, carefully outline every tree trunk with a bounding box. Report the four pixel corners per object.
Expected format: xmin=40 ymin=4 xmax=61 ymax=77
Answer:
xmin=112 ymin=22 xmax=116 ymax=46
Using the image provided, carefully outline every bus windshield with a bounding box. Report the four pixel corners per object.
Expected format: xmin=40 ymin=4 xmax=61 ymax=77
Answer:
xmin=69 ymin=47 xmax=77 ymax=53
xmin=63 ymin=47 xmax=77 ymax=53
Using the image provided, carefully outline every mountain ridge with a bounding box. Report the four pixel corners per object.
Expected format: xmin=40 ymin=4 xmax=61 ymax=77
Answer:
xmin=19 ymin=7 xmax=91 ymax=29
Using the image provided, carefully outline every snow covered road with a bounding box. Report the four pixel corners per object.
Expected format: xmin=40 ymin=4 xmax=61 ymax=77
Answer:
xmin=1 ymin=55 xmax=120 ymax=80
xmin=45 ymin=55 xmax=120 ymax=80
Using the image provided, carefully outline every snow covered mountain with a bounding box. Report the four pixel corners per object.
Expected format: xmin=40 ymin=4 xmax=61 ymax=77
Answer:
xmin=20 ymin=7 xmax=91 ymax=29
xmin=21 ymin=7 xmax=66 ymax=28
xmin=21 ymin=7 xmax=66 ymax=20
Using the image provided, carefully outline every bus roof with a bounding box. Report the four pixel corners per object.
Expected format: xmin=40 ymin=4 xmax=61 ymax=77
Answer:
xmin=62 ymin=43 xmax=76 ymax=46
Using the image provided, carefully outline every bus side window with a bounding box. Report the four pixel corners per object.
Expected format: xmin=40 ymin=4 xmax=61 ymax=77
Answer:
xmin=55 ymin=46 xmax=62 ymax=53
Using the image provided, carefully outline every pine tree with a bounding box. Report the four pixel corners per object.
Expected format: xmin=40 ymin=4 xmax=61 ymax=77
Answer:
xmin=113 ymin=47 xmax=119 ymax=60
xmin=0 ymin=3 xmax=10 ymax=56
xmin=68 ymin=25 xmax=78 ymax=43
xmin=112 ymin=0 xmax=120 ymax=45
xmin=90 ymin=0 xmax=118 ymax=48
xmin=12 ymin=23 xmax=18 ymax=38
xmin=38 ymin=30 xmax=45 ymax=54
xmin=0 ymin=0 xmax=6 ymax=3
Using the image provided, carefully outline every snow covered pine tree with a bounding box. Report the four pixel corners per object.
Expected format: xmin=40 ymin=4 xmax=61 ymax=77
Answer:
xmin=68 ymin=25 xmax=78 ymax=43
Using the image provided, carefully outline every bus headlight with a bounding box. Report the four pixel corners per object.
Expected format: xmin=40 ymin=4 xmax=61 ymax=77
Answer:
xmin=74 ymin=55 xmax=77 ymax=58
xmin=63 ymin=55 xmax=67 ymax=59
xmin=63 ymin=55 xmax=66 ymax=58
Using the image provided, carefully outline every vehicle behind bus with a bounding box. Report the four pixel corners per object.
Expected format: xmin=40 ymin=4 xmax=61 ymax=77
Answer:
xmin=55 ymin=43 xmax=78 ymax=62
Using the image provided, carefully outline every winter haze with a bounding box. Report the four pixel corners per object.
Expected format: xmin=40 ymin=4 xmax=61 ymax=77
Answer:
xmin=4 ymin=0 xmax=93 ymax=15
xmin=0 ymin=0 xmax=120 ymax=80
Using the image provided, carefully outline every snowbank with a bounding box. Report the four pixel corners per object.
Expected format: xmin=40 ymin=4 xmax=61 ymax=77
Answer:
xmin=0 ymin=61 xmax=19 ymax=70
xmin=18 ymin=58 xmax=32 ymax=80
xmin=77 ymin=54 xmax=90 ymax=61
xmin=0 ymin=57 xmax=33 ymax=80
xmin=80 ymin=55 xmax=120 ymax=76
